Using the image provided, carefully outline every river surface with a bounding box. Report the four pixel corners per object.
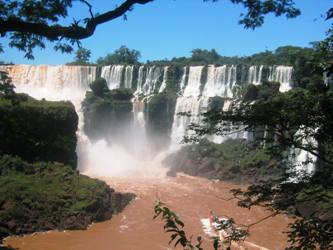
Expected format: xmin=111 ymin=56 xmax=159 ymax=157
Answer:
xmin=4 ymin=174 xmax=292 ymax=250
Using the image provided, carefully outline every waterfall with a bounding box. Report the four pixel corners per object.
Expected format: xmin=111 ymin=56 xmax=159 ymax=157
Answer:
xmin=141 ymin=66 xmax=163 ymax=96
xmin=170 ymin=65 xmax=241 ymax=147
xmin=171 ymin=66 xmax=204 ymax=147
xmin=158 ymin=66 xmax=169 ymax=93
xmin=124 ymin=65 xmax=134 ymax=89
xmin=135 ymin=65 xmax=145 ymax=95
xmin=200 ymin=65 xmax=239 ymax=143
xmin=269 ymin=66 xmax=293 ymax=92
xmin=288 ymin=128 xmax=317 ymax=181
xmin=248 ymin=66 xmax=257 ymax=85
xmin=1 ymin=63 xmax=299 ymax=176
xmin=202 ymin=65 xmax=236 ymax=98
xmin=182 ymin=66 xmax=203 ymax=97
xmin=203 ymin=65 xmax=226 ymax=97
xmin=3 ymin=64 xmax=95 ymax=91
xmin=179 ymin=67 xmax=187 ymax=93
xmin=293 ymin=147 xmax=316 ymax=176
xmin=101 ymin=65 xmax=124 ymax=89
xmin=247 ymin=65 xmax=263 ymax=85
xmin=323 ymin=71 xmax=333 ymax=86
xmin=131 ymin=100 xmax=152 ymax=159
xmin=227 ymin=65 xmax=237 ymax=97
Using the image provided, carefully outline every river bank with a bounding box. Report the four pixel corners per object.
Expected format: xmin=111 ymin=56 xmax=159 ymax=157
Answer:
xmin=4 ymin=174 xmax=293 ymax=250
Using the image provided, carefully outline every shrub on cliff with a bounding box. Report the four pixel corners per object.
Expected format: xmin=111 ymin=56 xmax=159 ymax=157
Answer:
xmin=145 ymin=89 xmax=177 ymax=150
xmin=90 ymin=77 xmax=109 ymax=97
xmin=0 ymin=154 xmax=134 ymax=240
xmin=0 ymin=97 xmax=78 ymax=167
xmin=82 ymin=78 xmax=133 ymax=142
xmin=165 ymin=139 xmax=283 ymax=183
xmin=108 ymin=88 xmax=134 ymax=101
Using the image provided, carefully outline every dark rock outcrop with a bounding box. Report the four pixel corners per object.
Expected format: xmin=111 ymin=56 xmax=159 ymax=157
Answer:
xmin=0 ymin=155 xmax=135 ymax=240
xmin=164 ymin=139 xmax=283 ymax=184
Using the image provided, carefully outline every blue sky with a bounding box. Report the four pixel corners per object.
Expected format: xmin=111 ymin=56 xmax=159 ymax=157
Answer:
xmin=1 ymin=0 xmax=332 ymax=65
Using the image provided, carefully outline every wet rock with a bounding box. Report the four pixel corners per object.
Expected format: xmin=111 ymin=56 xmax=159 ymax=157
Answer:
xmin=164 ymin=139 xmax=283 ymax=185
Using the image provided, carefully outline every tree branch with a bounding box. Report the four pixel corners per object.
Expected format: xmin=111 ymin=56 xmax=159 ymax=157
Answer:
xmin=0 ymin=0 xmax=154 ymax=41
xmin=78 ymin=0 xmax=94 ymax=18
xmin=240 ymin=211 xmax=279 ymax=229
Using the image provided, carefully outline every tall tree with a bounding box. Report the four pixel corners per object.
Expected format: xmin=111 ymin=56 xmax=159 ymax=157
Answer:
xmin=187 ymin=81 xmax=333 ymax=249
xmin=191 ymin=49 xmax=221 ymax=64
xmin=96 ymin=46 xmax=141 ymax=65
xmin=0 ymin=0 xmax=301 ymax=59
xmin=178 ymin=12 xmax=333 ymax=248
xmin=68 ymin=47 xmax=91 ymax=65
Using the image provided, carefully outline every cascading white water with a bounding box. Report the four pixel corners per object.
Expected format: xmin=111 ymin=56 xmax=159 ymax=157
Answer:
xmin=182 ymin=66 xmax=203 ymax=97
xmin=269 ymin=66 xmax=293 ymax=92
xmin=203 ymin=65 xmax=226 ymax=97
xmin=124 ymin=65 xmax=134 ymax=89
xmin=158 ymin=66 xmax=169 ymax=93
xmin=248 ymin=65 xmax=263 ymax=85
xmin=171 ymin=66 xmax=203 ymax=147
xmin=2 ymin=63 xmax=299 ymax=176
xmin=134 ymin=65 xmax=145 ymax=95
xmin=140 ymin=66 xmax=163 ymax=96
xmin=248 ymin=66 xmax=256 ymax=85
xmin=101 ymin=65 xmax=124 ymax=89
xmin=293 ymin=146 xmax=316 ymax=176
xmin=170 ymin=65 xmax=242 ymax=148
xmin=5 ymin=64 xmax=95 ymax=90
xmin=200 ymin=65 xmax=240 ymax=143
xmin=323 ymin=71 xmax=333 ymax=86
xmin=202 ymin=65 xmax=236 ymax=98
xmin=287 ymin=128 xmax=317 ymax=182
xmin=178 ymin=67 xmax=187 ymax=93
xmin=198 ymin=65 xmax=234 ymax=120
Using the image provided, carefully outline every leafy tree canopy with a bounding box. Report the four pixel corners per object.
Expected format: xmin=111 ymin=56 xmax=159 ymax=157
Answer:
xmin=0 ymin=70 xmax=17 ymax=105
xmin=67 ymin=47 xmax=91 ymax=65
xmin=191 ymin=49 xmax=221 ymax=64
xmin=185 ymin=80 xmax=333 ymax=248
xmin=153 ymin=45 xmax=322 ymax=68
xmin=0 ymin=0 xmax=301 ymax=59
xmin=89 ymin=77 xmax=109 ymax=97
xmin=96 ymin=45 xmax=141 ymax=65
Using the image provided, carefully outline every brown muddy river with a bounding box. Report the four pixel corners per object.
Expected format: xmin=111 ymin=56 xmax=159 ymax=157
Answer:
xmin=4 ymin=175 xmax=292 ymax=250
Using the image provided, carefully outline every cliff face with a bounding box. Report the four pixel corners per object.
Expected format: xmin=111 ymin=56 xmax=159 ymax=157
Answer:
xmin=145 ymin=90 xmax=177 ymax=151
xmin=0 ymin=155 xmax=134 ymax=240
xmin=0 ymin=97 xmax=78 ymax=167
xmin=82 ymin=79 xmax=134 ymax=144
xmin=0 ymin=94 xmax=134 ymax=242
xmin=164 ymin=139 xmax=284 ymax=184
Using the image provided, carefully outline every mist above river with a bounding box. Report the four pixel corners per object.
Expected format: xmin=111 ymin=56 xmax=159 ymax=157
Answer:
xmin=14 ymin=81 xmax=168 ymax=178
